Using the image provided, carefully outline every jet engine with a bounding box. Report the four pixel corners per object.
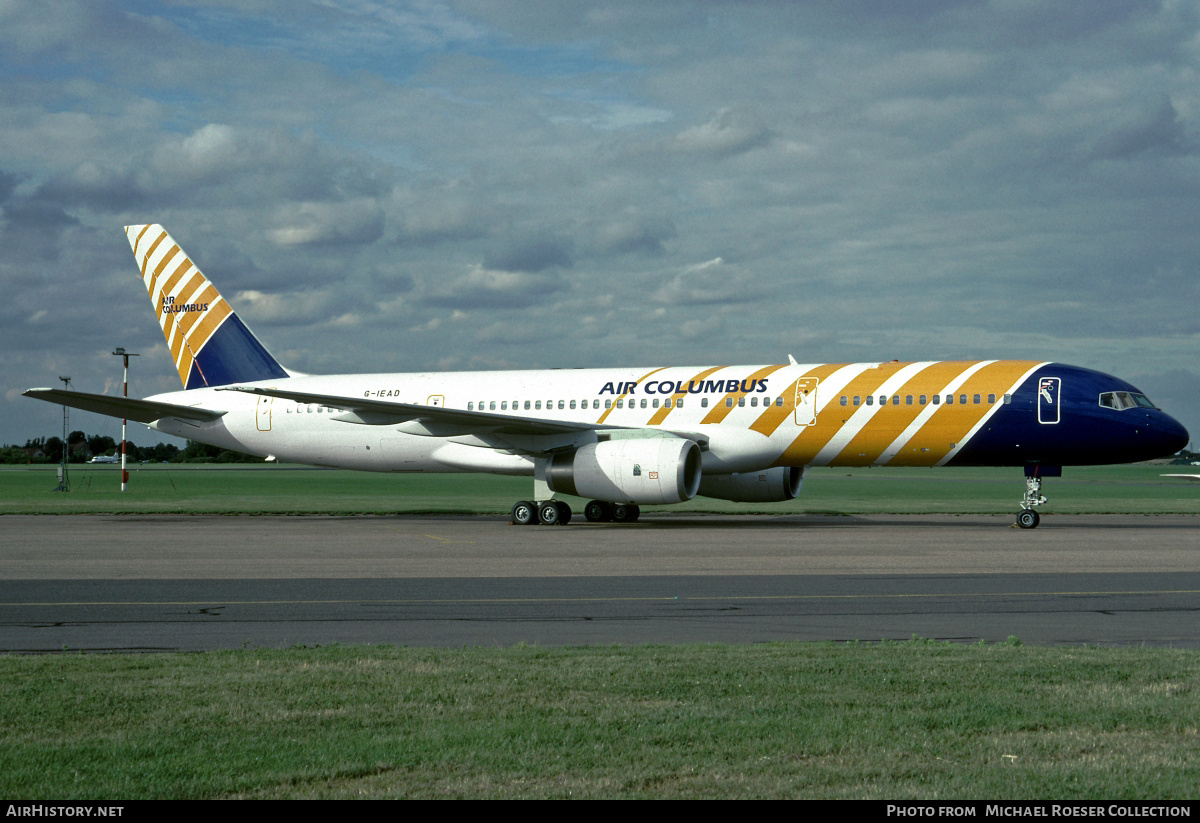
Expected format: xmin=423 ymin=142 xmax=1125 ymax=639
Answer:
xmin=697 ymin=466 xmax=805 ymax=503
xmin=547 ymin=438 xmax=702 ymax=505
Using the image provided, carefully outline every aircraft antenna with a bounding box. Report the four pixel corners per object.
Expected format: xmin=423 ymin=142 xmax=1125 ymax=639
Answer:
xmin=53 ymin=376 xmax=71 ymax=492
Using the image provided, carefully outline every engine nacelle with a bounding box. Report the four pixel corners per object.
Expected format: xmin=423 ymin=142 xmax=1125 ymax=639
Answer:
xmin=548 ymin=438 xmax=703 ymax=505
xmin=697 ymin=466 xmax=805 ymax=503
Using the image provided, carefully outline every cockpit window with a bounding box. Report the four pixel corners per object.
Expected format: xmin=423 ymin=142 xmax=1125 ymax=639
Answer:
xmin=1099 ymin=391 xmax=1156 ymax=410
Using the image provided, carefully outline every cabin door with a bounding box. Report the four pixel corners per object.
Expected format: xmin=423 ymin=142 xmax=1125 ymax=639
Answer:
xmin=256 ymin=393 xmax=273 ymax=432
xmin=794 ymin=378 xmax=818 ymax=426
xmin=1037 ymin=377 xmax=1061 ymax=424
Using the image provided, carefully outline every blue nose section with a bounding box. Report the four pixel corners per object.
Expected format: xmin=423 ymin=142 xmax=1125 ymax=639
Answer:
xmin=1158 ymin=414 xmax=1190 ymax=456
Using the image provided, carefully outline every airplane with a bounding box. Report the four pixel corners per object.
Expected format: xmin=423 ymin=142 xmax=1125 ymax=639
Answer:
xmin=24 ymin=224 xmax=1190 ymax=529
xmin=87 ymin=455 xmax=120 ymax=464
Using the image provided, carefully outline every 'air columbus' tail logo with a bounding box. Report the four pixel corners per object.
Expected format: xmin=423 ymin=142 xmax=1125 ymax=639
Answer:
xmin=162 ymin=295 xmax=209 ymax=314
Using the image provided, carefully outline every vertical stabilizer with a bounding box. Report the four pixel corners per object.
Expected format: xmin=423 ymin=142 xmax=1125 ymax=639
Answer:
xmin=124 ymin=224 xmax=290 ymax=389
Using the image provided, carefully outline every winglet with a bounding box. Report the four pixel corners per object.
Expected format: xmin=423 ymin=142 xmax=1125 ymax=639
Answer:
xmin=124 ymin=224 xmax=290 ymax=389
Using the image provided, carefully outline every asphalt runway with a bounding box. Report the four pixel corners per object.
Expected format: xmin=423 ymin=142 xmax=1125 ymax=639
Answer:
xmin=1 ymin=513 xmax=1197 ymax=651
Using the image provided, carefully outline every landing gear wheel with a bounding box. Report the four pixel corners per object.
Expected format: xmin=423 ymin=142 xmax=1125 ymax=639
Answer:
xmin=539 ymin=500 xmax=571 ymax=526
xmin=537 ymin=501 xmax=561 ymax=525
xmin=1016 ymin=509 xmax=1040 ymax=530
xmin=555 ymin=501 xmax=572 ymax=526
xmin=511 ymin=500 xmax=536 ymax=526
xmin=584 ymin=500 xmax=612 ymax=522
xmin=611 ymin=503 xmax=640 ymax=524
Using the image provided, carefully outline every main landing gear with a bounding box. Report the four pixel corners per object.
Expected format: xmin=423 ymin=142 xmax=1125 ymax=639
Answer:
xmin=583 ymin=500 xmax=640 ymax=524
xmin=510 ymin=499 xmax=571 ymax=526
xmin=509 ymin=499 xmax=640 ymax=525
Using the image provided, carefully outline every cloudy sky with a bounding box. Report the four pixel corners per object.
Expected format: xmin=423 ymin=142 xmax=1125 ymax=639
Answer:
xmin=3 ymin=0 xmax=1198 ymax=448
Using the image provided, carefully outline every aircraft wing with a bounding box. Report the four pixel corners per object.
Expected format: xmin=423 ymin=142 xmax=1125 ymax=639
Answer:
xmin=1160 ymin=474 xmax=1200 ymax=482
xmin=218 ymin=386 xmax=637 ymax=437
xmin=22 ymin=388 xmax=227 ymax=424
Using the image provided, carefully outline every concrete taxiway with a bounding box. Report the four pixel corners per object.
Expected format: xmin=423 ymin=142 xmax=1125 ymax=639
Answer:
xmin=0 ymin=514 xmax=1196 ymax=651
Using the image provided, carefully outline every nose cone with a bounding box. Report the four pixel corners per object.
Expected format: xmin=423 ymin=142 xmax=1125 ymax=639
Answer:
xmin=1159 ymin=414 xmax=1191 ymax=456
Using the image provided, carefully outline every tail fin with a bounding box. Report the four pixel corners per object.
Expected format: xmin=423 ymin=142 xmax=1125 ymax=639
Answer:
xmin=124 ymin=224 xmax=290 ymax=389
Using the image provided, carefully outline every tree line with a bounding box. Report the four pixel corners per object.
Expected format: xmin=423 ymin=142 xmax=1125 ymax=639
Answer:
xmin=1 ymin=432 xmax=261 ymax=464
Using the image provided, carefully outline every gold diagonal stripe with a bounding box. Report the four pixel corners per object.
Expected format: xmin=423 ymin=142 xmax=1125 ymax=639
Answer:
xmin=138 ymin=229 xmax=168 ymax=279
xmin=779 ymin=361 xmax=910 ymax=465
xmin=901 ymin=360 xmax=1041 ymax=465
xmin=646 ymin=366 xmax=725 ymax=425
xmin=699 ymin=364 xmax=785 ymax=425
xmin=596 ymin=367 xmax=667 ymax=424
xmin=830 ymin=361 xmax=975 ymax=466
xmin=750 ymin=363 xmax=843 ymax=437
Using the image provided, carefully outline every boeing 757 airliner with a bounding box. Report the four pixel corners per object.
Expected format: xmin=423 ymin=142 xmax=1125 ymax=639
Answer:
xmin=24 ymin=225 xmax=1189 ymax=528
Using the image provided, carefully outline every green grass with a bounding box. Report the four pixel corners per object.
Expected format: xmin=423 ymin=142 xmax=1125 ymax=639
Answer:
xmin=1 ymin=462 xmax=1197 ymax=516
xmin=1 ymin=640 xmax=1197 ymax=799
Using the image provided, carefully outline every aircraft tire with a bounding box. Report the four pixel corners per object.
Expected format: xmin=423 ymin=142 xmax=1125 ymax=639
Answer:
xmin=1016 ymin=509 xmax=1040 ymax=530
xmin=554 ymin=500 xmax=572 ymax=526
xmin=610 ymin=503 xmax=634 ymax=523
xmin=627 ymin=503 xmax=640 ymax=522
xmin=537 ymin=501 xmax=562 ymax=525
xmin=511 ymin=500 xmax=536 ymax=526
xmin=584 ymin=500 xmax=612 ymax=522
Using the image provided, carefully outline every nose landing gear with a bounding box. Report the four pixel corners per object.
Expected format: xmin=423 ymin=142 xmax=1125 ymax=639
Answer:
xmin=1016 ymin=466 xmax=1055 ymax=529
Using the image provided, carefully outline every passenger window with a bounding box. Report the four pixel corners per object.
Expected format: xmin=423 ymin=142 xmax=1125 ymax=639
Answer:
xmin=468 ymin=402 xmax=474 ymax=411
xmin=853 ymin=396 xmax=860 ymax=406
xmin=726 ymin=398 xmax=733 ymax=407
xmin=605 ymin=400 xmax=612 ymax=409
xmin=932 ymin=395 xmax=940 ymax=405
xmin=490 ymin=401 xmax=496 ymax=410
xmin=1003 ymin=394 xmax=1011 ymax=404
xmin=945 ymin=395 xmax=952 ymax=405
xmin=570 ymin=400 xmax=576 ymax=409
xmin=906 ymin=395 xmax=913 ymax=405
xmin=558 ymin=400 xmax=564 ymax=410
xmin=960 ymin=394 xmax=967 ymax=405
xmin=664 ymin=398 xmax=672 ymax=408
xmin=866 ymin=396 xmax=874 ymax=406
xmin=919 ymin=395 xmax=927 ymax=405
xmin=840 ymin=396 xmax=847 ymax=406
xmin=893 ymin=396 xmax=900 ymax=405
xmin=776 ymin=397 xmax=783 ymax=407
xmin=616 ymin=399 xmax=623 ymax=408
xmin=524 ymin=401 xmax=530 ymax=410
xmin=738 ymin=397 xmax=745 ymax=407
xmin=879 ymin=395 xmax=886 ymax=405
xmin=652 ymin=399 xmax=660 ymax=408
xmin=702 ymin=398 xmax=709 ymax=408
xmin=988 ymin=394 xmax=995 ymax=404
xmin=677 ymin=398 xmax=684 ymax=408
xmin=535 ymin=401 xmax=542 ymax=410
xmin=640 ymin=399 xmax=646 ymax=409
xmin=750 ymin=397 xmax=758 ymax=407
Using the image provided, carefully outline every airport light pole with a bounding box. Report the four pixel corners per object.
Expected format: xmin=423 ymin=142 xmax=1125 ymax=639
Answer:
xmin=54 ymin=376 xmax=71 ymax=492
xmin=112 ymin=348 xmax=139 ymax=492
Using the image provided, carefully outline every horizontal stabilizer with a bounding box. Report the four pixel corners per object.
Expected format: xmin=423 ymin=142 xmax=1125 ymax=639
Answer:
xmin=23 ymin=388 xmax=226 ymax=424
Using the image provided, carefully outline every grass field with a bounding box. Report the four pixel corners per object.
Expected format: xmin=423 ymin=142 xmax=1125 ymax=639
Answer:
xmin=1 ymin=462 xmax=1197 ymax=516
xmin=4 ymin=463 xmax=1197 ymax=799
xmin=2 ymin=640 xmax=1198 ymax=800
